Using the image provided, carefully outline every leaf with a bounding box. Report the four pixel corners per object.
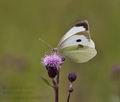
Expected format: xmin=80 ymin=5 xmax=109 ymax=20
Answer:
xmin=40 ymin=76 xmax=53 ymax=87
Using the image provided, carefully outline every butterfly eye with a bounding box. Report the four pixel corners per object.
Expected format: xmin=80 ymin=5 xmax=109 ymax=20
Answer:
xmin=76 ymin=39 xmax=82 ymax=42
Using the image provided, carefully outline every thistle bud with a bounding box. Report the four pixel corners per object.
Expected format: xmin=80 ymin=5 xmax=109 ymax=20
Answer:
xmin=47 ymin=66 xmax=58 ymax=78
xmin=68 ymin=72 xmax=77 ymax=83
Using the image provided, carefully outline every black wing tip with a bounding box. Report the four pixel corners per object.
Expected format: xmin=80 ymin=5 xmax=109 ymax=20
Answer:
xmin=75 ymin=20 xmax=89 ymax=30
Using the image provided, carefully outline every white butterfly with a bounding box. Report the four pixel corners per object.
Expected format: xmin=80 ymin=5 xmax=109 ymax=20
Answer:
xmin=57 ymin=20 xmax=97 ymax=63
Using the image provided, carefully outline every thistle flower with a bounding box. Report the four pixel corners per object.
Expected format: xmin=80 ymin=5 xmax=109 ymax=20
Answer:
xmin=41 ymin=52 xmax=64 ymax=78
xmin=42 ymin=53 xmax=63 ymax=69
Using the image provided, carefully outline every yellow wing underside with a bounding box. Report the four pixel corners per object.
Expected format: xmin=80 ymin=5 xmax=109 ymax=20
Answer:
xmin=61 ymin=48 xmax=97 ymax=63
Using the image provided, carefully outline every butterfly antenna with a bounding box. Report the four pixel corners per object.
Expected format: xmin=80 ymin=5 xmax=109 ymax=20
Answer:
xmin=38 ymin=37 xmax=53 ymax=49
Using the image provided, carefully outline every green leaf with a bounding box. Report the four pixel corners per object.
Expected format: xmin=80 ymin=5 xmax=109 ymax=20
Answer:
xmin=40 ymin=76 xmax=53 ymax=87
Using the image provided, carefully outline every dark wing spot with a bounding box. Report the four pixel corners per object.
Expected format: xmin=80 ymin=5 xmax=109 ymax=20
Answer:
xmin=75 ymin=21 xmax=88 ymax=30
xmin=76 ymin=39 xmax=82 ymax=42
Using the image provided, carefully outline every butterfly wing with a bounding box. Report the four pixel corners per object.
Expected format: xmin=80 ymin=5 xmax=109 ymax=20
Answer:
xmin=60 ymin=46 xmax=97 ymax=63
xmin=58 ymin=20 xmax=97 ymax=63
xmin=58 ymin=20 xmax=89 ymax=47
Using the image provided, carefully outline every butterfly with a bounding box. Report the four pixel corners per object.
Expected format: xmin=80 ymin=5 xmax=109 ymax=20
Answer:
xmin=56 ymin=20 xmax=97 ymax=63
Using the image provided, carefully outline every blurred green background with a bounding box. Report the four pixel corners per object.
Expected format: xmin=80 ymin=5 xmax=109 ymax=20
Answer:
xmin=0 ymin=0 xmax=120 ymax=102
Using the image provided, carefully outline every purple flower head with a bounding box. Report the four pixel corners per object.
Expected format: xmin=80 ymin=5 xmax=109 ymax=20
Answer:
xmin=112 ymin=65 xmax=120 ymax=80
xmin=42 ymin=53 xmax=64 ymax=69
xmin=68 ymin=72 xmax=77 ymax=83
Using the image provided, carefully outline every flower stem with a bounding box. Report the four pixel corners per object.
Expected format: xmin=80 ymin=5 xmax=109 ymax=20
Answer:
xmin=67 ymin=83 xmax=73 ymax=102
xmin=56 ymin=70 xmax=60 ymax=102
xmin=52 ymin=70 xmax=60 ymax=102
xmin=67 ymin=92 xmax=71 ymax=102
xmin=55 ymin=85 xmax=58 ymax=102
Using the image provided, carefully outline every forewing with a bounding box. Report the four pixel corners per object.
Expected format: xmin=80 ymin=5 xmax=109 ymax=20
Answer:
xmin=58 ymin=20 xmax=89 ymax=47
